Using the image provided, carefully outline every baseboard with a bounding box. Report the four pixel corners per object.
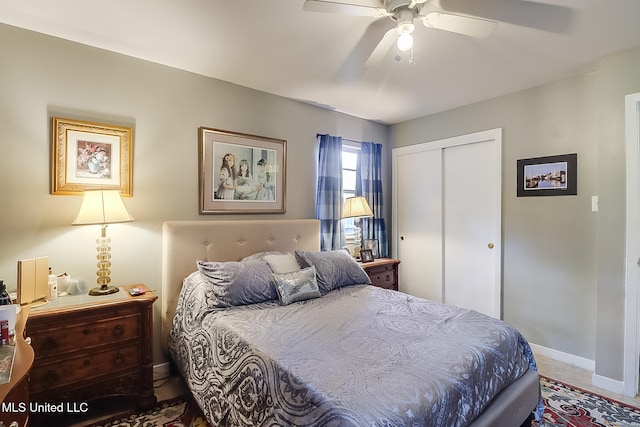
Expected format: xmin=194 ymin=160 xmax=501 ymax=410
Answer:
xmin=530 ymin=343 xmax=629 ymax=396
xmin=592 ymin=373 xmax=625 ymax=395
xmin=530 ymin=343 xmax=595 ymax=371
xmin=153 ymin=362 xmax=171 ymax=380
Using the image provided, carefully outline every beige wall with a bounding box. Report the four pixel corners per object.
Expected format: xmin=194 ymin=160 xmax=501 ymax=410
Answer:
xmin=391 ymin=47 xmax=640 ymax=381
xmin=0 ymin=24 xmax=389 ymax=363
xmin=4 ymin=20 xmax=640 ymax=384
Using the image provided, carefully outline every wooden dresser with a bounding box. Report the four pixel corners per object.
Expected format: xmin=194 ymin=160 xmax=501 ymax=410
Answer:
xmin=360 ymin=258 xmax=400 ymax=291
xmin=26 ymin=284 xmax=157 ymax=411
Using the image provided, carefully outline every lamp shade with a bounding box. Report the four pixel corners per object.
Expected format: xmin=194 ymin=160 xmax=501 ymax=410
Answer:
xmin=342 ymin=196 xmax=373 ymax=219
xmin=72 ymin=190 xmax=134 ymax=226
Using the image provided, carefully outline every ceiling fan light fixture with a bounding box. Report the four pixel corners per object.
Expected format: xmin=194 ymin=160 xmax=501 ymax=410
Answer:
xmin=397 ymin=31 xmax=413 ymax=51
xmin=396 ymin=19 xmax=415 ymax=52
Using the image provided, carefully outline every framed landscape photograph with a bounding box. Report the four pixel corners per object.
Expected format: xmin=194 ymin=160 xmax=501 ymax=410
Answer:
xmin=199 ymin=127 xmax=287 ymax=214
xmin=516 ymin=153 xmax=577 ymax=197
xmin=51 ymin=117 xmax=133 ymax=196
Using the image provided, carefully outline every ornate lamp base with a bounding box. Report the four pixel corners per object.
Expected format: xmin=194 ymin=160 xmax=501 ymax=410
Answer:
xmin=89 ymin=224 xmax=119 ymax=296
xmin=353 ymin=220 xmax=362 ymax=260
xmin=89 ymin=285 xmax=120 ymax=296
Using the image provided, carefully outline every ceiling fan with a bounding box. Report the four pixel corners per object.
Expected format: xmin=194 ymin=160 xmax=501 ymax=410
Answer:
xmin=303 ymin=0 xmax=574 ymax=66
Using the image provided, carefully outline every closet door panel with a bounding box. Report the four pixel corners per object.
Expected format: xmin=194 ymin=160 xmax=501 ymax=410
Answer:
xmin=443 ymin=140 xmax=501 ymax=318
xmin=395 ymin=149 xmax=442 ymax=301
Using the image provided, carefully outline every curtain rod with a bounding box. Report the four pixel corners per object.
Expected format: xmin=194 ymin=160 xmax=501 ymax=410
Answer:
xmin=316 ymin=134 xmax=375 ymax=145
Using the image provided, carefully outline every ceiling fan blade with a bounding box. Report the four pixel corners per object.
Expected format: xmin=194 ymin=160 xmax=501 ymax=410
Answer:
xmin=364 ymin=27 xmax=397 ymax=68
xmin=303 ymin=0 xmax=387 ymax=17
xmin=335 ymin=18 xmax=395 ymax=81
xmin=435 ymin=0 xmax=575 ymax=33
xmin=423 ymin=11 xmax=498 ymax=38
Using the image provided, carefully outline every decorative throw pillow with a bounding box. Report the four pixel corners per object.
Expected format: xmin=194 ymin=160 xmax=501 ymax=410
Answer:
xmin=294 ymin=249 xmax=371 ymax=294
xmin=263 ymin=253 xmax=301 ymax=274
xmin=196 ymin=259 xmax=278 ymax=307
xmin=241 ymin=251 xmax=285 ymax=262
xmin=273 ymin=266 xmax=322 ymax=306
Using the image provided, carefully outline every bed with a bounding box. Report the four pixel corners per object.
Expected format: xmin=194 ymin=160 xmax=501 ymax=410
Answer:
xmin=162 ymin=219 xmax=542 ymax=427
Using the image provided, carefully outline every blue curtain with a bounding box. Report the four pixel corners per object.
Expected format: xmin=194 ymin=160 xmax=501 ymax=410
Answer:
xmin=357 ymin=142 xmax=388 ymax=257
xmin=316 ymin=134 xmax=344 ymax=251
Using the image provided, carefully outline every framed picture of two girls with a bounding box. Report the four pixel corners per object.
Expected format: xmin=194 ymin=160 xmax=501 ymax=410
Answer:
xmin=199 ymin=127 xmax=286 ymax=214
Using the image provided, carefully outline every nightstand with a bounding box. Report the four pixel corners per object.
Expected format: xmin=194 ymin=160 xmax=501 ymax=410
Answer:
xmin=360 ymin=258 xmax=400 ymax=291
xmin=26 ymin=284 xmax=157 ymax=412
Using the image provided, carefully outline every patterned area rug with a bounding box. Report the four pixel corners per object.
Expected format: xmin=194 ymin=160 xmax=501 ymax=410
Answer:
xmin=91 ymin=377 xmax=640 ymax=427
xmin=90 ymin=396 xmax=210 ymax=427
xmin=535 ymin=376 xmax=640 ymax=427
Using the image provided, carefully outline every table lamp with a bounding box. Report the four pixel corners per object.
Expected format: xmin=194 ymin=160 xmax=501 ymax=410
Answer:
xmin=72 ymin=189 xmax=134 ymax=295
xmin=342 ymin=196 xmax=373 ymax=260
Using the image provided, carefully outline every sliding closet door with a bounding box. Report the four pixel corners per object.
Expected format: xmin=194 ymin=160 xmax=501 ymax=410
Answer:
xmin=392 ymin=129 xmax=502 ymax=319
xmin=442 ymin=139 xmax=501 ymax=318
xmin=394 ymin=148 xmax=442 ymax=301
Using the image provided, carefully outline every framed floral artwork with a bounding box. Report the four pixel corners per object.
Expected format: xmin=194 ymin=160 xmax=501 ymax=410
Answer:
xmin=51 ymin=117 xmax=133 ymax=196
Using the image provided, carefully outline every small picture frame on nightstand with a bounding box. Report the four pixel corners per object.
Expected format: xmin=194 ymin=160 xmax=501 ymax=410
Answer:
xmin=363 ymin=239 xmax=379 ymax=258
xmin=361 ymin=249 xmax=374 ymax=263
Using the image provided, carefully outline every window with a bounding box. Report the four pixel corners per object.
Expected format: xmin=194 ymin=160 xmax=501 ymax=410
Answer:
xmin=342 ymin=144 xmax=360 ymax=240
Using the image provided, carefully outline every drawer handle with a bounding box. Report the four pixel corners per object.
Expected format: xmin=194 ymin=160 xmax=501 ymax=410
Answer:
xmin=113 ymin=353 xmax=125 ymax=366
xmin=43 ymin=337 xmax=59 ymax=352
xmin=113 ymin=324 xmax=125 ymax=337
xmin=44 ymin=369 xmax=59 ymax=385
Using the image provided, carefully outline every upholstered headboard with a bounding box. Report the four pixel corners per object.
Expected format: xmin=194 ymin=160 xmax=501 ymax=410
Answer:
xmin=161 ymin=219 xmax=320 ymax=350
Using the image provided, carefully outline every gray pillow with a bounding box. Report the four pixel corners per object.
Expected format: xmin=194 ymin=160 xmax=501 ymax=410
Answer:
xmin=273 ymin=266 xmax=322 ymax=305
xmin=196 ymin=259 xmax=278 ymax=307
xmin=294 ymin=250 xmax=371 ymax=294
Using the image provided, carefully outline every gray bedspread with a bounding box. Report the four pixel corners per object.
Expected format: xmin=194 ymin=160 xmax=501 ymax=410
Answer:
xmin=170 ymin=281 xmax=540 ymax=426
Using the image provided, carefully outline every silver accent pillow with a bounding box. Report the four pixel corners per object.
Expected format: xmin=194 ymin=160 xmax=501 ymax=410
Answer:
xmin=273 ymin=266 xmax=322 ymax=305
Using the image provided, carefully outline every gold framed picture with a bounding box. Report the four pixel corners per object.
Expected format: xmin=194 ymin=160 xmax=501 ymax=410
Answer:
xmin=51 ymin=117 xmax=133 ymax=196
xmin=199 ymin=127 xmax=286 ymax=214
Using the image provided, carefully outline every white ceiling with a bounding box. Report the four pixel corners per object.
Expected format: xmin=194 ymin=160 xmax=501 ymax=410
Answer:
xmin=1 ymin=0 xmax=640 ymax=124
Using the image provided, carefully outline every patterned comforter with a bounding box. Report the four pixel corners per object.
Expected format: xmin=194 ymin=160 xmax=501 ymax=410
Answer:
xmin=170 ymin=283 xmax=540 ymax=426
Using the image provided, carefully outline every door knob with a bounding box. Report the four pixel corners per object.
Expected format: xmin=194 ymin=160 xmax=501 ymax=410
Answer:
xmin=488 ymin=243 xmax=494 ymax=249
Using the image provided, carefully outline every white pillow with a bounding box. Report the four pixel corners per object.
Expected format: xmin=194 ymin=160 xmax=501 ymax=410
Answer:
xmin=263 ymin=253 xmax=301 ymax=274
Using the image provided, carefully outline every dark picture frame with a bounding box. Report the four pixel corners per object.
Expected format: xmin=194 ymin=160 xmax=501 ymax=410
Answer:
xmin=360 ymin=249 xmax=374 ymax=263
xmin=199 ymin=127 xmax=286 ymax=214
xmin=516 ymin=153 xmax=577 ymax=197
xmin=51 ymin=117 xmax=133 ymax=196
xmin=363 ymin=239 xmax=379 ymax=258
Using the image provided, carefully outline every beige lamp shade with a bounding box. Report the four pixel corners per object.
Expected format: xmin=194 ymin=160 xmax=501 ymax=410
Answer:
xmin=72 ymin=190 xmax=134 ymax=226
xmin=342 ymin=196 xmax=373 ymax=219
xmin=72 ymin=189 xmax=133 ymax=296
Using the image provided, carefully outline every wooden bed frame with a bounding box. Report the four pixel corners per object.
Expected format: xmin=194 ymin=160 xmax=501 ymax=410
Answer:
xmin=161 ymin=219 xmax=539 ymax=427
